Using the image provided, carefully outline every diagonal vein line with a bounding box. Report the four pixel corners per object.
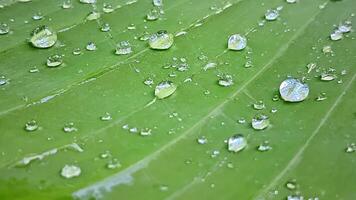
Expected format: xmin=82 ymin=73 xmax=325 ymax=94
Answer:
xmin=253 ymin=72 xmax=356 ymax=200
xmin=72 ymin=1 xmax=328 ymax=196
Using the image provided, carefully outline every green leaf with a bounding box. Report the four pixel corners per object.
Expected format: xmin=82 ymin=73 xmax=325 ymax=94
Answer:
xmin=1 ymin=0 xmax=355 ymax=199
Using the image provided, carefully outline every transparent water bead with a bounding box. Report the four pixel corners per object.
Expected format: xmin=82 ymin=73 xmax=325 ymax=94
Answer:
xmin=251 ymin=114 xmax=270 ymax=130
xmin=286 ymin=0 xmax=297 ymax=3
xmin=197 ymin=137 xmax=207 ymax=145
xmin=107 ymin=159 xmax=121 ymax=169
xmin=203 ymin=62 xmax=217 ymax=71
xmin=80 ymin=0 xmax=96 ymax=4
xmin=228 ymin=134 xmax=247 ymax=153
xmin=30 ymin=26 xmax=57 ymax=48
xmin=32 ymin=12 xmax=43 ymax=20
xmin=322 ymin=45 xmax=332 ymax=54
xmin=86 ymin=11 xmax=100 ymax=21
xmin=330 ymin=30 xmax=343 ymax=41
xmin=47 ymin=54 xmax=63 ymax=67
xmin=279 ymin=78 xmax=309 ymax=102
xmin=103 ymin=3 xmax=114 ymax=13
xmin=257 ymin=142 xmax=272 ymax=152
xmin=0 ymin=76 xmax=8 ymax=86
xmin=63 ymin=122 xmax=77 ymax=133
xmin=287 ymin=195 xmax=303 ymax=200
xmin=345 ymin=143 xmax=356 ymax=153
xmin=61 ymin=165 xmax=81 ymax=178
xmin=140 ymin=128 xmax=152 ymax=136
xmin=320 ymin=73 xmax=336 ymax=81
xmin=115 ymin=41 xmax=132 ymax=55
xmin=228 ymin=34 xmax=247 ymax=51
xmin=149 ymin=30 xmax=174 ymax=50
xmin=100 ymin=113 xmax=112 ymax=121
xmin=338 ymin=21 xmax=352 ymax=33
xmin=62 ymin=0 xmax=72 ymax=9
xmin=155 ymin=81 xmax=177 ymax=99
xmin=253 ymin=101 xmax=265 ymax=110
xmin=101 ymin=23 xmax=111 ymax=32
xmin=153 ymin=0 xmax=163 ymax=6
xmin=218 ymin=74 xmax=234 ymax=87
xmin=286 ymin=181 xmax=297 ymax=190
xmin=73 ymin=48 xmax=82 ymax=55
xmin=265 ymin=9 xmax=279 ymax=21
xmin=25 ymin=120 xmax=38 ymax=132
xmin=147 ymin=8 xmax=160 ymax=21
xmin=86 ymin=42 xmax=97 ymax=51
xmin=0 ymin=23 xmax=10 ymax=35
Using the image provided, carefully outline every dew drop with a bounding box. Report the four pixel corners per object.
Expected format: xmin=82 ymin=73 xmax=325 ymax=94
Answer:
xmin=29 ymin=66 xmax=39 ymax=73
xmin=115 ymin=41 xmax=132 ymax=55
xmin=203 ymin=62 xmax=217 ymax=71
xmin=147 ymin=8 xmax=160 ymax=21
xmin=140 ymin=128 xmax=152 ymax=136
xmin=62 ymin=0 xmax=72 ymax=9
xmin=153 ymin=0 xmax=163 ymax=7
xmin=218 ymin=74 xmax=234 ymax=87
xmin=73 ymin=48 xmax=82 ymax=55
xmin=47 ymin=54 xmax=63 ymax=68
xmin=86 ymin=42 xmax=97 ymax=51
xmin=338 ymin=21 xmax=352 ymax=33
xmin=107 ymin=159 xmax=121 ymax=169
xmin=330 ymin=30 xmax=343 ymax=41
xmin=155 ymin=81 xmax=177 ymax=99
xmin=0 ymin=23 xmax=10 ymax=35
xmin=315 ymin=92 xmax=327 ymax=101
xmin=100 ymin=112 xmax=112 ymax=121
xmin=322 ymin=45 xmax=332 ymax=54
xmin=265 ymin=9 xmax=279 ymax=21
xmin=101 ymin=23 xmax=111 ymax=32
xmin=238 ymin=118 xmax=246 ymax=124
xmin=253 ymin=100 xmax=265 ymax=110
xmin=61 ymin=165 xmax=81 ymax=178
xmin=251 ymin=114 xmax=269 ymax=130
xmin=32 ymin=12 xmax=43 ymax=20
xmin=30 ymin=26 xmax=57 ymax=48
xmin=144 ymin=78 xmax=154 ymax=86
xmin=279 ymin=78 xmax=309 ymax=102
xmin=103 ymin=3 xmax=114 ymax=13
xmin=63 ymin=122 xmax=78 ymax=133
xmin=197 ymin=137 xmax=207 ymax=145
xmin=287 ymin=195 xmax=303 ymax=200
xmin=257 ymin=141 xmax=272 ymax=152
xmin=286 ymin=0 xmax=297 ymax=3
xmin=0 ymin=76 xmax=8 ymax=86
xmin=306 ymin=63 xmax=317 ymax=73
xmin=80 ymin=0 xmax=96 ymax=4
xmin=86 ymin=11 xmax=100 ymax=21
xmin=228 ymin=34 xmax=247 ymax=51
xmin=149 ymin=30 xmax=174 ymax=50
xmin=25 ymin=120 xmax=38 ymax=132
xmin=345 ymin=143 xmax=356 ymax=153
xmin=320 ymin=73 xmax=336 ymax=81
xmin=228 ymin=134 xmax=247 ymax=153
xmin=286 ymin=181 xmax=297 ymax=190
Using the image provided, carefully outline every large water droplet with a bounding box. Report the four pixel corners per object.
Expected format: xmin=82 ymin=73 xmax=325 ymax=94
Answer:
xmin=115 ymin=41 xmax=132 ymax=55
xmin=30 ymin=26 xmax=57 ymax=48
xmin=265 ymin=9 xmax=279 ymax=21
xmin=251 ymin=114 xmax=269 ymax=130
xmin=61 ymin=165 xmax=81 ymax=178
xmin=228 ymin=134 xmax=247 ymax=152
xmin=228 ymin=34 xmax=247 ymax=51
xmin=47 ymin=54 xmax=63 ymax=68
xmin=155 ymin=81 xmax=177 ymax=99
xmin=279 ymin=78 xmax=309 ymax=102
xmin=25 ymin=120 xmax=38 ymax=132
xmin=149 ymin=30 xmax=174 ymax=50
xmin=0 ymin=23 xmax=10 ymax=35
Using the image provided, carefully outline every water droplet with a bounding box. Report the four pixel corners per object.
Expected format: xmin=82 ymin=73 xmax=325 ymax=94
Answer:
xmin=279 ymin=78 xmax=309 ymax=102
xmin=153 ymin=0 xmax=163 ymax=7
xmin=103 ymin=3 xmax=114 ymax=13
xmin=338 ymin=21 xmax=352 ymax=33
xmin=228 ymin=34 xmax=247 ymax=51
xmin=101 ymin=23 xmax=111 ymax=32
xmin=265 ymin=9 xmax=279 ymax=21
xmin=203 ymin=62 xmax=217 ymax=71
xmin=25 ymin=120 xmax=38 ymax=132
xmin=73 ymin=48 xmax=82 ymax=55
xmin=238 ymin=118 xmax=246 ymax=124
xmin=129 ymin=127 xmax=138 ymax=133
xmin=144 ymin=78 xmax=154 ymax=86
xmin=62 ymin=0 xmax=72 ymax=9
xmin=320 ymin=73 xmax=336 ymax=81
xmin=251 ymin=114 xmax=269 ymax=130
xmin=115 ymin=41 xmax=132 ymax=55
xmin=257 ymin=141 xmax=272 ymax=152
xmin=345 ymin=143 xmax=356 ymax=153
xmin=100 ymin=151 xmax=111 ymax=159
xmin=330 ymin=30 xmax=343 ymax=41
xmin=155 ymin=81 xmax=177 ymax=99
xmin=80 ymin=0 xmax=96 ymax=4
xmin=32 ymin=12 xmax=43 ymax=20
xmin=30 ymin=26 xmax=57 ymax=48
xmin=140 ymin=128 xmax=152 ymax=136
xmin=197 ymin=137 xmax=207 ymax=144
xmin=0 ymin=23 xmax=10 ymax=35
xmin=0 ymin=76 xmax=8 ymax=86
xmin=29 ymin=66 xmax=39 ymax=73
xmin=63 ymin=122 xmax=77 ymax=133
xmin=271 ymin=108 xmax=278 ymax=113
xmin=286 ymin=181 xmax=297 ymax=190
xmin=253 ymin=100 xmax=265 ymax=110
xmin=218 ymin=74 xmax=234 ymax=87
xmin=306 ymin=63 xmax=317 ymax=73
xmin=127 ymin=23 xmax=136 ymax=30
xmin=287 ymin=195 xmax=303 ymax=200
xmin=149 ymin=30 xmax=174 ymax=50
xmin=107 ymin=159 xmax=121 ymax=169
xmin=315 ymin=92 xmax=327 ymax=101
xmin=322 ymin=45 xmax=332 ymax=54
xmin=47 ymin=54 xmax=63 ymax=68
xmin=61 ymin=165 xmax=81 ymax=178
xmin=228 ymin=134 xmax=247 ymax=153
xmin=86 ymin=11 xmax=100 ymax=21
xmin=139 ymin=31 xmax=151 ymax=41
xmin=286 ymin=0 xmax=297 ymax=3
xmin=211 ymin=150 xmax=220 ymax=158
xmin=86 ymin=42 xmax=97 ymax=51
xmin=100 ymin=113 xmax=112 ymax=121
xmin=147 ymin=8 xmax=160 ymax=21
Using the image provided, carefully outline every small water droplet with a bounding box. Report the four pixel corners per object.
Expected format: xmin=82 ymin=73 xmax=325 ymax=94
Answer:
xmin=279 ymin=78 xmax=309 ymax=102
xmin=30 ymin=26 xmax=57 ymax=48
xmin=144 ymin=78 xmax=154 ymax=86
xmin=103 ymin=3 xmax=114 ymax=13
xmin=257 ymin=141 xmax=272 ymax=152
xmin=100 ymin=112 xmax=112 ymax=121
xmin=127 ymin=23 xmax=136 ymax=30
xmin=25 ymin=120 xmax=38 ymax=132
xmin=345 ymin=143 xmax=356 ymax=153
xmin=100 ymin=151 xmax=111 ymax=159
xmin=287 ymin=195 xmax=303 ymax=200
xmin=286 ymin=181 xmax=297 ymax=190
xmin=338 ymin=21 xmax=352 ymax=33
xmin=86 ymin=11 xmax=100 ymax=21
xmin=47 ymin=54 xmax=63 ymax=68
xmin=107 ymin=158 xmax=121 ymax=169
xmin=115 ymin=41 xmax=132 ymax=55
xmin=315 ymin=92 xmax=327 ymax=101
xmin=149 ymin=30 xmax=174 ymax=50
xmin=86 ymin=42 xmax=97 ymax=51
xmin=62 ymin=0 xmax=72 ymax=9
xmin=63 ymin=122 xmax=77 ymax=133
xmin=228 ymin=134 xmax=247 ymax=152
xmin=101 ymin=23 xmax=111 ymax=32
xmin=330 ymin=30 xmax=343 ymax=41
xmin=322 ymin=46 xmax=332 ymax=54
xmin=147 ymin=8 xmax=160 ymax=21
xmin=154 ymin=81 xmax=177 ymax=99
xmin=153 ymin=0 xmax=163 ymax=7
xmin=29 ymin=66 xmax=39 ymax=73
xmin=203 ymin=62 xmax=217 ymax=71
xmin=238 ymin=118 xmax=246 ymax=124
xmin=129 ymin=127 xmax=138 ymax=133
xmin=140 ymin=128 xmax=152 ymax=136
xmin=61 ymin=165 xmax=81 ymax=178
xmin=306 ymin=63 xmax=317 ymax=73
xmin=197 ymin=137 xmax=207 ymax=144
xmin=320 ymin=73 xmax=336 ymax=81
xmin=0 ymin=23 xmax=10 ymax=35
xmin=286 ymin=0 xmax=297 ymax=4
xmin=32 ymin=12 xmax=43 ymax=20
xmin=252 ymin=114 xmax=269 ymax=130
xmin=265 ymin=9 xmax=279 ymax=21
xmin=253 ymin=100 xmax=265 ymax=110
xmin=211 ymin=150 xmax=220 ymax=158
xmin=218 ymin=74 xmax=234 ymax=87
xmin=159 ymin=185 xmax=169 ymax=192
xmin=80 ymin=0 xmax=96 ymax=4
xmin=228 ymin=34 xmax=247 ymax=51
xmin=73 ymin=48 xmax=82 ymax=55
